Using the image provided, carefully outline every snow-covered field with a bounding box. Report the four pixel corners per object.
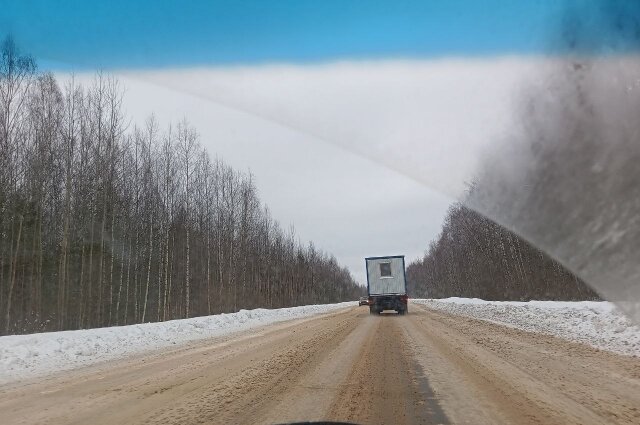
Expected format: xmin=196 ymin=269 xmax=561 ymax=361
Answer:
xmin=0 ymin=302 xmax=355 ymax=385
xmin=414 ymin=298 xmax=640 ymax=357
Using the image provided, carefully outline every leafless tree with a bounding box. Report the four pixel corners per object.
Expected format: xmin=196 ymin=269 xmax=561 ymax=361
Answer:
xmin=0 ymin=40 xmax=362 ymax=335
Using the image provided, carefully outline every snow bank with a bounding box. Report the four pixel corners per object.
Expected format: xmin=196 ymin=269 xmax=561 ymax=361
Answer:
xmin=414 ymin=298 xmax=640 ymax=357
xmin=0 ymin=302 xmax=355 ymax=385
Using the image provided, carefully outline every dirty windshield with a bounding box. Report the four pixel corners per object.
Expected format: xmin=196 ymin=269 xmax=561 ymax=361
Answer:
xmin=1 ymin=1 xmax=639 ymax=424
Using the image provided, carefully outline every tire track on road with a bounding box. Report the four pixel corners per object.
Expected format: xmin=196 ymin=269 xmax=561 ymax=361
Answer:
xmin=328 ymin=313 xmax=449 ymax=425
xmin=405 ymin=305 xmax=640 ymax=425
xmin=3 ymin=304 xmax=638 ymax=425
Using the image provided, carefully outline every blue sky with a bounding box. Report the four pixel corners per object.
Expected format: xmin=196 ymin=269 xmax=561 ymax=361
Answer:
xmin=1 ymin=0 xmax=636 ymax=70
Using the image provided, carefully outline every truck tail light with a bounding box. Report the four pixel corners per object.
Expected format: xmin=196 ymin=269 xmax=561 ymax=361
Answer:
xmin=400 ymin=295 xmax=409 ymax=303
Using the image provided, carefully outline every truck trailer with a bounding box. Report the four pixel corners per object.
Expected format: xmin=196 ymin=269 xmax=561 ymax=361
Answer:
xmin=365 ymin=255 xmax=408 ymax=315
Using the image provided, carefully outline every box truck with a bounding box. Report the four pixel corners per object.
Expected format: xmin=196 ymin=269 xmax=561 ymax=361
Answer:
xmin=365 ymin=255 xmax=408 ymax=315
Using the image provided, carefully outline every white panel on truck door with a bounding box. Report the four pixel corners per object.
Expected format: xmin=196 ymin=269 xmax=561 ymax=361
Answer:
xmin=366 ymin=256 xmax=406 ymax=295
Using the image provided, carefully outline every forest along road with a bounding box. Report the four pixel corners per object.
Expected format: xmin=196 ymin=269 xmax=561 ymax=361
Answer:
xmin=2 ymin=305 xmax=639 ymax=425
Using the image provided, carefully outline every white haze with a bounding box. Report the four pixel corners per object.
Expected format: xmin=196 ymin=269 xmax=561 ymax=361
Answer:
xmin=59 ymin=58 xmax=547 ymax=284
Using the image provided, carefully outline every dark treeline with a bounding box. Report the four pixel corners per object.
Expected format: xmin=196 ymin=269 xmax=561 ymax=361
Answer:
xmin=407 ymin=203 xmax=599 ymax=301
xmin=0 ymin=39 xmax=361 ymax=335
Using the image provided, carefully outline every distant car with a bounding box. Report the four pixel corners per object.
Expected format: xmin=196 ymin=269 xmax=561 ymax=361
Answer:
xmin=359 ymin=296 xmax=369 ymax=306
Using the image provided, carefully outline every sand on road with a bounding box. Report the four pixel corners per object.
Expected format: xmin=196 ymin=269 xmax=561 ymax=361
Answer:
xmin=1 ymin=303 xmax=639 ymax=425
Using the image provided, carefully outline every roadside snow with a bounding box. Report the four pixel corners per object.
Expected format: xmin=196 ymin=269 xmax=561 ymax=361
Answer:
xmin=0 ymin=302 xmax=355 ymax=385
xmin=414 ymin=298 xmax=640 ymax=357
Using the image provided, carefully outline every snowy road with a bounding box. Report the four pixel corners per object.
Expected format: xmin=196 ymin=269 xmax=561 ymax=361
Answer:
xmin=2 ymin=304 xmax=639 ymax=425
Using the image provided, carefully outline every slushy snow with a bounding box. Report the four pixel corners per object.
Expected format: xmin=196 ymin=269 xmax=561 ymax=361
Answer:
xmin=414 ymin=298 xmax=640 ymax=357
xmin=0 ymin=302 xmax=355 ymax=385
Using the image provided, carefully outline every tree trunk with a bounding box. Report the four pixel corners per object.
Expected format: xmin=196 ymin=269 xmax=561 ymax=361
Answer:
xmin=141 ymin=211 xmax=153 ymax=322
xmin=5 ymin=214 xmax=23 ymax=334
xmin=185 ymin=226 xmax=190 ymax=318
xmin=108 ymin=208 xmax=116 ymax=325
xmin=115 ymin=235 xmax=126 ymax=325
